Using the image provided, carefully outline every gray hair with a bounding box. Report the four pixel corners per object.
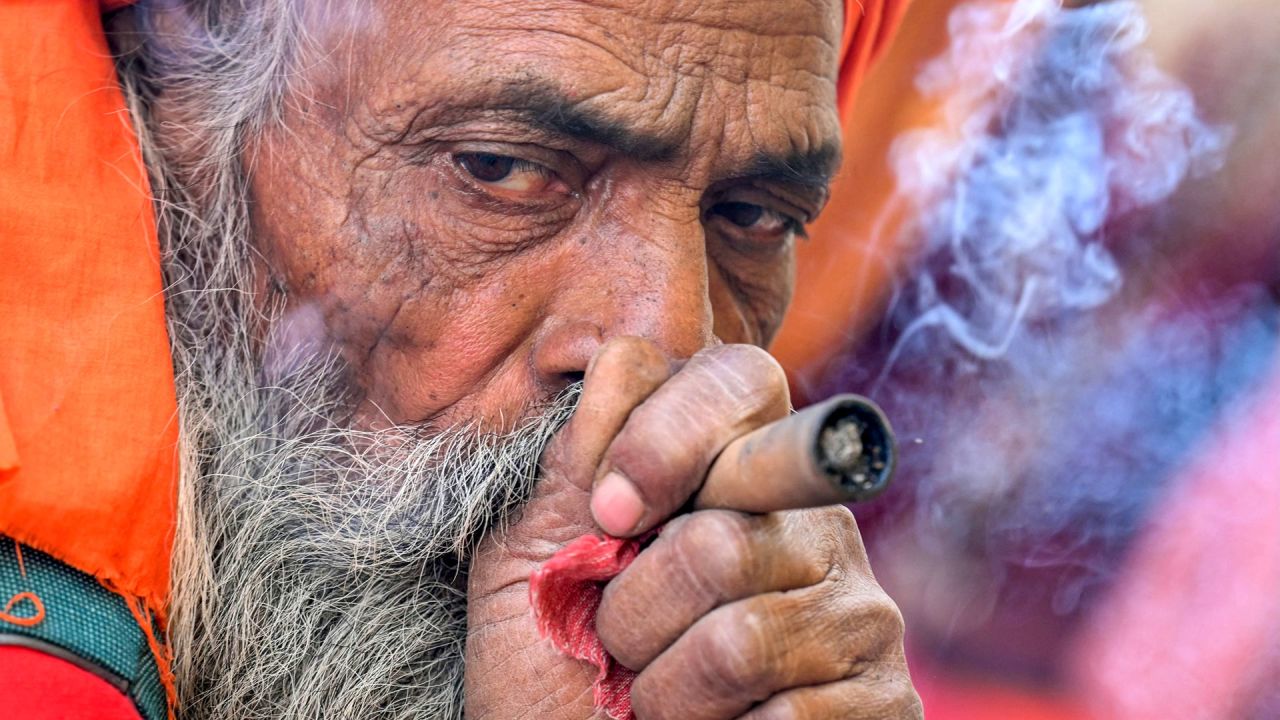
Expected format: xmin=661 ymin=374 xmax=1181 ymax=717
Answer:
xmin=108 ymin=4 xmax=567 ymax=717
xmin=110 ymin=0 xmax=307 ymax=704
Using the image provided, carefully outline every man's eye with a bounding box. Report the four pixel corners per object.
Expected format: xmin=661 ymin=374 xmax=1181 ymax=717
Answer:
xmin=710 ymin=201 xmax=804 ymax=238
xmin=454 ymin=152 xmax=557 ymax=193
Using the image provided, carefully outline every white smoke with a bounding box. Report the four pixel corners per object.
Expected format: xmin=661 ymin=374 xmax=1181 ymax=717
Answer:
xmin=878 ymin=0 xmax=1231 ymax=378
xmin=830 ymin=0 xmax=1278 ymax=638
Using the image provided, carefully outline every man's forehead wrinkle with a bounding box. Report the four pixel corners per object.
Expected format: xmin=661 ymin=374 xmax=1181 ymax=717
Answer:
xmin=453 ymin=1 xmax=651 ymax=75
xmin=575 ymin=0 xmax=839 ymax=42
xmin=646 ymin=24 xmax=838 ymax=95
xmin=449 ymin=0 xmax=841 ymax=96
xmin=350 ymin=0 xmax=844 ymax=188
xmin=476 ymin=23 xmax=651 ymax=82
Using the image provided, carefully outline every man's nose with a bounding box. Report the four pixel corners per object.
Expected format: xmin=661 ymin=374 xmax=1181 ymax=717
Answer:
xmin=532 ymin=208 xmax=715 ymax=390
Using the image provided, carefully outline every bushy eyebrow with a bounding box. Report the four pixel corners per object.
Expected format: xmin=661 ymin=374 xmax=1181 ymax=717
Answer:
xmin=482 ymin=80 xmax=682 ymax=162
xmin=489 ymin=82 xmax=682 ymax=163
xmin=744 ymin=144 xmax=842 ymax=192
xmin=442 ymin=78 xmax=842 ymax=188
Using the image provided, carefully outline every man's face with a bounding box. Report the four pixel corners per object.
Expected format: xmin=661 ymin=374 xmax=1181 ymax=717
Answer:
xmin=248 ymin=0 xmax=844 ymax=431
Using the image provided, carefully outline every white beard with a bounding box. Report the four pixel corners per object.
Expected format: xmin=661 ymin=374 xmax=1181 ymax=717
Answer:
xmin=106 ymin=5 xmax=578 ymax=713
xmin=166 ymin=348 xmax=578 ymax=719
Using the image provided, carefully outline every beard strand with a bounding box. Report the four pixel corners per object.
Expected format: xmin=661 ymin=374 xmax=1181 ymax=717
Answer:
xmin=168 ymin=345 xmax=579 ymax=719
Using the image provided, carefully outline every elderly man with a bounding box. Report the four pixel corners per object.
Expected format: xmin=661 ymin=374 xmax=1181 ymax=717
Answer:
xmin=0 ymin=1 xmax=918 ymax=718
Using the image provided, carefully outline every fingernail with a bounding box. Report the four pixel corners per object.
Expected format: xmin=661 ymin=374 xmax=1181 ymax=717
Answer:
xmin=591 ymin=471 xmax=645 ymax=536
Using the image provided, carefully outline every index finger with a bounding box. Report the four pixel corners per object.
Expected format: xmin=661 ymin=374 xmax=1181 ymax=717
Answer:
xmin=589 ymin=344 xmax=791 ymax=536
xmin=543 ymin=336 xmax=671 ymax=490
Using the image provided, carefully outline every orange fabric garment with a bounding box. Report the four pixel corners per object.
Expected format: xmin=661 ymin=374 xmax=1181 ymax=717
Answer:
xmin=0 ymin=0 xmax=177 ymax=628
xmin=838 ymin=0 xmax=913 ymax=118
xmin=776 ymin=0 xmax=950 ymax=388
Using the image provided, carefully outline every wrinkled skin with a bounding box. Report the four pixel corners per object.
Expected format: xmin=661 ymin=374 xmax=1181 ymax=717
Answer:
xmin=466 ymin=338 xmax=920 ymax=719
xmin=248 ymin=0 xmax=921 ymax=717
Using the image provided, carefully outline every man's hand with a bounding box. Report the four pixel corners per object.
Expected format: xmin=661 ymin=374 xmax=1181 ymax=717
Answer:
xmin=465 ymin=338 xmax=921 ymax=719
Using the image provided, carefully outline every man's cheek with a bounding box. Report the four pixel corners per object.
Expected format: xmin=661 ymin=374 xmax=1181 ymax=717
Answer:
xmin=352 ymin=286 xmax=549 ymax=432
xmin=333 ymin=210 xmax=554 ymax=429
xmin=261 ymin=174 xmax=562 ymax=431
xmin=708 ymin=250 xmax=796 ymax=347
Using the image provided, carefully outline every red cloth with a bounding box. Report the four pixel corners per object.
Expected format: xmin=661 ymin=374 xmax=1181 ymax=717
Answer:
xmin=530 ymin=533 xmax=653 ymax=720
xmin=0 ymin=645 xmax=143 ymax=719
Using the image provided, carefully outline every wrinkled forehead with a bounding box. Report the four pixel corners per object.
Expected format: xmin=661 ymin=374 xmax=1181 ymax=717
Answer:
xmin=322 ymin=0 xmax=844 ymax=174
